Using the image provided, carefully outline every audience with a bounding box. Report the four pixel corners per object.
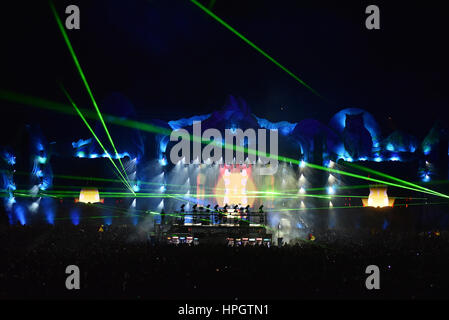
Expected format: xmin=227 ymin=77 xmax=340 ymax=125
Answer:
xmin=0 ymin=223 xmax=448 ymax=299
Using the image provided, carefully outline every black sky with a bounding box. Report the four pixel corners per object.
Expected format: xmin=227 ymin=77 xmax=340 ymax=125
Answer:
xmin=1 ymin=0 xmax=448 ymax=144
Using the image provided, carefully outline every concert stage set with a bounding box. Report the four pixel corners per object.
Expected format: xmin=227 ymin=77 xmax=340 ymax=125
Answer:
xmin=2 ymin=94 xmax=448 ymax=245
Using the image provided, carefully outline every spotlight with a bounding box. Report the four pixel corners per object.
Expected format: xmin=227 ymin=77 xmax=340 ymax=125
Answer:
xmin=157 ymin=200 xmax=164 ymax=210
xmin=299 ymin=160 xmax=306 ymax=168
xmin=37 ymin=156 xmax=47 ymax=164
xmin=29 ymin=198 xmax=41 ymax=213
xmin=327 ymin=186 xmax=335 ymax=195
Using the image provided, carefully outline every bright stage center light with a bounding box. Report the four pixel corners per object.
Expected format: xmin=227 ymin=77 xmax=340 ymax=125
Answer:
xmin=29 ymin=198 xmax=41 ymax=213
xmin=362 ymin=186 xmax=395 ymax=208
xmin=77 ymin=188 xmax=102 ymax=204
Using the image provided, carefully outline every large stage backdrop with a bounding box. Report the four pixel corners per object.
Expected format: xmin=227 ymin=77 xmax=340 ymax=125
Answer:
xmin=1 ymin=95 xmax=449 ymax=240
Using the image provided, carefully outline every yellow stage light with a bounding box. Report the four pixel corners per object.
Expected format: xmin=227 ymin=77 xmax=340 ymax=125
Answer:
xmin=76 ymin=188 xmax=102 ymax=204
xmin=362 ymin=186 xmax=394 ymax=208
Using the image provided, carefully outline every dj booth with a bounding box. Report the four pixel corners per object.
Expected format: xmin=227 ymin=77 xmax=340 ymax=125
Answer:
xmin=155 ymin=209 xmax=272 ymax=245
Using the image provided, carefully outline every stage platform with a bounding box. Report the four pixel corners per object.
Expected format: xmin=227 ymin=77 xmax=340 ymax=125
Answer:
xmin=154 ymin=212 xmax=272 ymax=245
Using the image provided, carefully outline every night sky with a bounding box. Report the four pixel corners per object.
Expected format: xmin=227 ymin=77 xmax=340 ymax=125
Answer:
xmin=2 ymin=0 xmax=448 ymax=145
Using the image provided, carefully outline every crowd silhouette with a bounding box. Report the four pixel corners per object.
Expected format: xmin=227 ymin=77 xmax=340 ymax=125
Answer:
xmin=1 ymin=223 xmax=448 ymax=299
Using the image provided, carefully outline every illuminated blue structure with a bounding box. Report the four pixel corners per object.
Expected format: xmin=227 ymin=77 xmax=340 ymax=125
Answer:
xmin=1 ymin=95 xmax=448 ymax=227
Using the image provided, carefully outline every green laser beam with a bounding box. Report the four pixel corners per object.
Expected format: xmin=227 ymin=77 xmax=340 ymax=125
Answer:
xmin=50 ymin=0 xmax=132 ymax=187
xmin=304 ymin=162 xmax=448 ymax=199
xmin=343 ymin=162 xmax=449 ymax=199
xmin=190 ymin=0 xmax=325 ymax=100
xmin=2 ymin=91 xmax=447 ymax=198
xmin=60 ymin=85 xmax=135 ymax=193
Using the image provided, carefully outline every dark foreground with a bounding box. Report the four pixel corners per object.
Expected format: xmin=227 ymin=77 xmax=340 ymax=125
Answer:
xmin=1 ymin=224 xmax=448 ymax=300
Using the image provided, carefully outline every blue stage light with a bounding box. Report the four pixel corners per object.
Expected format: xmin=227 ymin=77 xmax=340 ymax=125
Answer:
xmin=104 ymin=217 xmax=112 ymax=226
xmin=70 ymin=209 xmax=80 ymax=225
xmin=37 ymin=156 xmax=47 ymax=164
xmin=7 ymin=196 xmax=16 ymax=207
xmin=46 ymin=209 xmax=55 ymax=225
xmin=5 ymin=153 xmax=16 ymax=165
xmin=159 ymin=158 xmax=167 ymax=166
xmin=14 ymin=205 xmax=26 ymax=225
xmin=386 ymin=143 xmax=395 ymax=151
